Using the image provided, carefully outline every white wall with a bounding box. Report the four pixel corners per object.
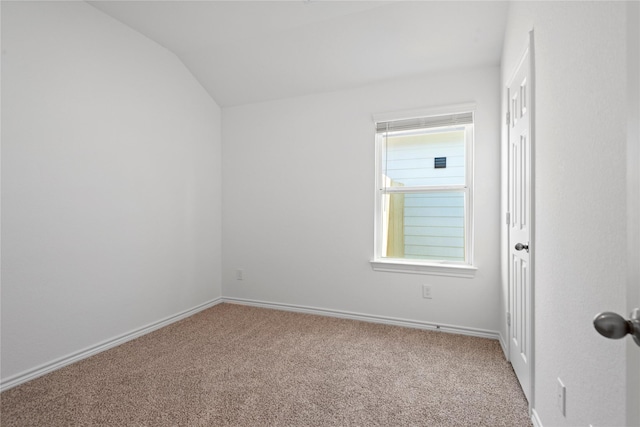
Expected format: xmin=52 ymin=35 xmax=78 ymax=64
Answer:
xmin=501 ymin=2 xmax=627 ymax=426
xmin=626 ymin=3 xmax=640 ymax=425
xmin=222 ymin=66 xmax=501 ymax=333
xmin=1 ymin=2 xmax=222 ymax=382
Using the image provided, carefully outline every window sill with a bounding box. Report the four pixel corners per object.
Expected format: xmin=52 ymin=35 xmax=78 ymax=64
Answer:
xmin=369 ymin=259 xmax=477 ymax=278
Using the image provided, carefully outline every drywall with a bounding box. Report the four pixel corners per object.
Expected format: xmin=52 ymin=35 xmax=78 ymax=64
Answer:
xmin=501 ymin=2 xmax=627 ymax=426
xmin=1 ymin=2 xmax=222 ymax=382
xmin=626 ymin=2 xmax=640 ymax=426
xmin=222 ymin=66 xmax=501 ymax=333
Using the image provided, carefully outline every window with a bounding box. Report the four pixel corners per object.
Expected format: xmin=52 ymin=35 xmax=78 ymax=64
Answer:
xmin=371 ymin=105 xmax=476 ymax=277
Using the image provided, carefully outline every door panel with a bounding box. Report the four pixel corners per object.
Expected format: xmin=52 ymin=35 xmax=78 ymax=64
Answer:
xmin=507 ymin=34 xmax=533 ymax=403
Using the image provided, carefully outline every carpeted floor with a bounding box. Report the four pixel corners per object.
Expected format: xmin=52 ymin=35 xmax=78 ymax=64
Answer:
xmin=0 ymin=303 xmax=532 ymax=426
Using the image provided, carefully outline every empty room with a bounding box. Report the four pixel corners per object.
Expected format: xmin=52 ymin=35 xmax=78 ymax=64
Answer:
xmin=1 ymin=1 xmax=639 ymax=426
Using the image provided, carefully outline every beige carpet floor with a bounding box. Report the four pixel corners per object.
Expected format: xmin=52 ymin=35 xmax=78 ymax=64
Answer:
xmin=0 ymin=303 xmax=532 ymax=426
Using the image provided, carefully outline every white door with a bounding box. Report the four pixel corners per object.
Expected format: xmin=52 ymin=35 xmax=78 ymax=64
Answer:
xmin=507 ymin=33 xmax=533 ymax=403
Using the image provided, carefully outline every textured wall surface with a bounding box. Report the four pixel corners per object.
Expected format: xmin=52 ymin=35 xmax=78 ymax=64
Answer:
xmin=501 ymin=2 xmax=628 ymax=425
xmin=1 ymin=1 xmax=222 ymax=381
xmin=222 ymin=66 xmax=501 ymax=333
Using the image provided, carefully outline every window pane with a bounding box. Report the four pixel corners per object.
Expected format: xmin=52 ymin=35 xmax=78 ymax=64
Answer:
xmin=383 ymin=129 xmax=465 ymax=187
xmin=382 ymin=191 xmax=465 ymax=262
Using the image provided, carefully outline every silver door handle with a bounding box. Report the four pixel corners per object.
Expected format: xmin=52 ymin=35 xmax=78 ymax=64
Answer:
xmin=593 ymin=308 xmax=640 ymax=347
xmin=515 ymin=243 xmax=529 ymax=252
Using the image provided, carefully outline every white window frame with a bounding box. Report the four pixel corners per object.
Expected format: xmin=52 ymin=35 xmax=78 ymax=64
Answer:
xmin=370 ymin=103 xmax=477 ymax=278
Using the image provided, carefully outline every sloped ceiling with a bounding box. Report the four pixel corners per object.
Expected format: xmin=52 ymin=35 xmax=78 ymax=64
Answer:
xmin=89 ymin=1 xmax=508 ymax=107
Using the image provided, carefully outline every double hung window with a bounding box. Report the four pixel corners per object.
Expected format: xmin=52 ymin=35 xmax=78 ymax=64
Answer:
xmin=371 ymin=105 xmax=476 ymax=276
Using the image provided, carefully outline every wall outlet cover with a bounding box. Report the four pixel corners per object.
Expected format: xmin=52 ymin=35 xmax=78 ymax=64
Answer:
xmin=422 ymin=284 xmax=432 ymax=299
xmin=557 ymin=377 xmax=566 ymax=417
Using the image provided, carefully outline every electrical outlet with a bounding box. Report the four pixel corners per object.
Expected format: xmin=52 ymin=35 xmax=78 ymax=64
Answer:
xmin=422 ymin=284 xmax=432 ymax=299
xmin=557 ymin=377 xmax=566 ymax=417
xmin=236 ymin=269 xmax=244 ymax=281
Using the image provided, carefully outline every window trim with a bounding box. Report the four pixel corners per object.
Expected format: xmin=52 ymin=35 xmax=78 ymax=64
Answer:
xmin=369 ymin=259 xmax=477 ymax=278
xmin=371 ymin=103 xmax=476 ymax=277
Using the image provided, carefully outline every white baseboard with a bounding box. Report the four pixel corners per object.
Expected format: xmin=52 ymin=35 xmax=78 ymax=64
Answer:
xmin=1 ymin=296 xmax=502 ymax=392
xmin=531 ymin=408 xmax=543 ymax=427
xmin=0 ymin=297 xmax=223 ymax=392
xmin=223 ymin=297 xmax=501 ymax=341
xmin=498 ymin=332 xmax=508 ymax=359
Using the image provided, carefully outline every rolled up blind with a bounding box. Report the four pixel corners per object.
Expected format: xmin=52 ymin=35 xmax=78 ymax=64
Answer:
xmin=376 ymin=111 xmax=473 ymax=133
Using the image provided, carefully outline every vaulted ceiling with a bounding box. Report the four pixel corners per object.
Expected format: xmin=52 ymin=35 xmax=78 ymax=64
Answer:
xmin=88 ymin=1 xmax=508 ymax=107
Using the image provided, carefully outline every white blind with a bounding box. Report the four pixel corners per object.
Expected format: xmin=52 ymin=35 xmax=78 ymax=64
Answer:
xmin=376 ymin=112 xmax=473 ymax=133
